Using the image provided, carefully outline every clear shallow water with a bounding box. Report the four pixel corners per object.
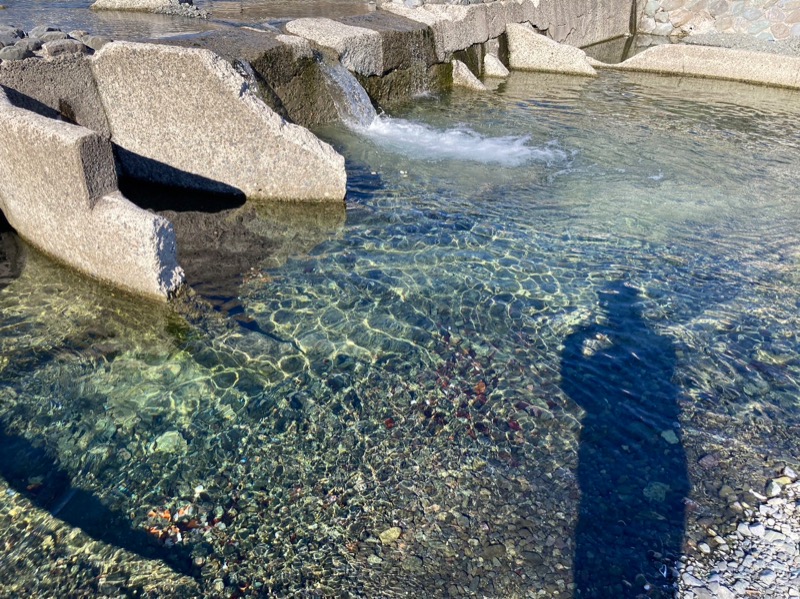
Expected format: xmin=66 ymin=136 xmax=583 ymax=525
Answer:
xmin=1 ymin=72 xmax=800 ymax=597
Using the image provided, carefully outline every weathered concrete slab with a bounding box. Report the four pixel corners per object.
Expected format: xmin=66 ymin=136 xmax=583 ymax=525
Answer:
xmin=91 ymin=42 xmax=346 ymax=201
xmin=452 ymin=58 xmax=487 ymax=90
xmin=338 ymin=11 xmax=438 ymax=72
xmin=381 ymin=2 xmax=490 ymax=61
xmin=92 ymin=0 xmax=186 ymax=9
xmin=534 ymin=0 xmax=635 ymax=47
xmin=284 ymin=18 xmax=384 ymax=76
xmin=0 ymin=54 xmax=111 ymax=137
xmin=331 ymin=12 xmax=446 ymax=106
xmin=151 ymin=28 xmax=339 ymax=128
xmin=381 ymin=0 xmax=634 ymax=51
xmin=0 ymin=87 xmax=184 ymax=300
xmin=506 ymin=23 xmax=598 ymax=76
xmin=606 ymin=44 xmax=800 ymax=90
xmin=484 ymin=53 xmax=510 ymax=78
xmin=91 ymin=0 xmax=206 ymax=17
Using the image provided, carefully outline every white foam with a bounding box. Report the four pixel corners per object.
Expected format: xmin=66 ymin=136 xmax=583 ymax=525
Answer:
xmin=357 ymin=116 xmax=568 ymax=168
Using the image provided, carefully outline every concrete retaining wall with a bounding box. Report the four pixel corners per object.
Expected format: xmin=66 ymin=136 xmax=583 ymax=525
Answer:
xmin=382 ymin=0 xmax=636 ymax=50
xmin=0 ymin=87 xmax=184 ymax=300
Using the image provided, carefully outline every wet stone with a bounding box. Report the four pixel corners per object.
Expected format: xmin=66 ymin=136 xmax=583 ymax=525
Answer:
xmin=693 ymin=588 xmax=715 ymax=599
xmin=152 ymin=430 xmax=188 ymax=453
xmin=483 ymin=543 xmax=507 ymax=559
xmin=759 ymin=568 xmax=777 ymax=584
xmin=661 ymin=428 xmax=679 ymax=444
xmin=682 ymin=572 xmax=704 ymax=587
xmin=766 ymin=480 xmax=782 ymax=497
xmin=379 ymin=526 xmax=402 ymax=544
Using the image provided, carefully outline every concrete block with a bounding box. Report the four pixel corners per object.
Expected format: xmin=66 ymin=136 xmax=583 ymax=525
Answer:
xmin=0 ymin=88 xmax=184 ymax=300
xmin=0 ymin=26 xmax=24 ymax=40
xmin=91 ymin=42 xmax=346 ymax=201
xmin=422 ymin=4 xmax=490 ymax=57
xmin=451 ymin=59 xmax=487 ymax=90
xmin=284 ymin=18 xmax=384 ymax=76
xmin=0 ymin=54 xmax=112 ymax=137
xmin=503 ymin=0 xmax=530 ymax=27
xmin=506 ymin=23 xmax=598 ymax=76
xmin=484 ymin=0 xmax=512 ymax=41
xmin=0 ymin=46 xmax=34 ymax=61
xmin=608 ymin=44 xmax=800 ymax=90
xmin=91 ymin=0 xmax=188 ymax=10
xmin=484 ymin=53 xmax=510 ymax=77
xmin=339 ymin=12 xmax=438 ymax=72
xmin=151 ymin=28 xmax=335 ymax=127
xmin=524 ymin=0 xmax=634 ymax=47
xmin=381 ymin=2 xmax=491 ymax=60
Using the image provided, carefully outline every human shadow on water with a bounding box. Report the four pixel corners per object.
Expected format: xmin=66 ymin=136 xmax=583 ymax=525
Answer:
xmin=0 ymin=421 xmax=197 ymax=579
xmin=560 ymin=280 xmax=689 ymax=598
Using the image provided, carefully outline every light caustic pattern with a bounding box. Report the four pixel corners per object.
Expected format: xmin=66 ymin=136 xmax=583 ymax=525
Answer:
xmin=1 ymin=72 xmax=800 ymax=596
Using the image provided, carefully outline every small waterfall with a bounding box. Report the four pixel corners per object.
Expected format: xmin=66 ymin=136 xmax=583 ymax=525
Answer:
xmin=320 ymin=61 xmax=378 ymax=129
xmin=320 ymin=58 xmax=569 ymax=168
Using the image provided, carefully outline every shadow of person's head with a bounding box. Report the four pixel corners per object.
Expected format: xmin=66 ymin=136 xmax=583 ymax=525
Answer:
xmin=597 ymin=279 xmax=644 ymax=325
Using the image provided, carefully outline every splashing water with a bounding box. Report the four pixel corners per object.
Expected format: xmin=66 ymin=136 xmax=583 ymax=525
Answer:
xmin=360 ymin=117 xmax=568 ymax=167
xmin=321 ymin=60 xmax=561 ymax=167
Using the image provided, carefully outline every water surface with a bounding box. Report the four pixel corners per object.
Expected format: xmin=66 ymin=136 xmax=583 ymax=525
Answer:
xmin=1 ymin=71 xmax=800 ymax=597
xmin=0 ymin=0 xmax=371 ymax=39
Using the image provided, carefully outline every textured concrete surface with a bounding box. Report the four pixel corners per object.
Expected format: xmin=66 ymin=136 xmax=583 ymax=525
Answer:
xmin=530 ymin=0 xmax=636 ymax=47
xmin=381 ymin=2 xmax=490 ymax=61
xmin=0 ymin=54 xmax=111 ymax=138
xmin=152 ymin=28 xmax=339 ymax=128
xmin=284 ymin=18 xmax=384 ymax=76
xmin=484 ymin=52 xmax=510 ymax=77
xmin=338 ymin=11 xmax=438 ymax=72
xmin=91 ymin=0 xmax=189 ymax=11
xmin=683 ymin=31 xmax=800 ymax=56
xmin=91 ymin=42 xmax=346 ymax=201
xmin=607 ymin=43 xmax=800 ymax=89
xmin=381 ymin=0 xmax=636 ymax=51
xmin=506 ymin=23 xmax=598 ymax=75
xmin=451 ymin=58 xmax=488 ymax=89
xmin=0 ymin=87 xmax=184 ymax=300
